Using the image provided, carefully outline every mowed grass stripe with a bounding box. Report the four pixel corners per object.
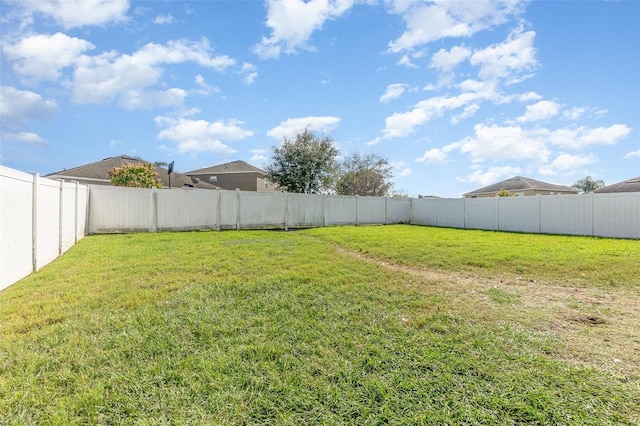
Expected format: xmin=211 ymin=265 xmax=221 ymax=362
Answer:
xmin=0 ymin=227 xmax=638 ymax=424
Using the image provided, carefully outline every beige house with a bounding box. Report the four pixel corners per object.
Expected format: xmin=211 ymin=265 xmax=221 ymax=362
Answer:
xmin=464 ymin=176 xmax=578 ymax=198
xmin=186 ymin=160 xmax=277 ymax=192
xmin=46 ymin=155 xmax=218 ymax=189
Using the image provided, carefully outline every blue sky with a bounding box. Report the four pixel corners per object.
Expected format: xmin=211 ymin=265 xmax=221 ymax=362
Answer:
xmin=1 ymin=0 xmax=638 ymax=197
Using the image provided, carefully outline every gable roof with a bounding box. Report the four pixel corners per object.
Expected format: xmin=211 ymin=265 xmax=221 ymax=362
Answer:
xmin=464 ymin=176 xmax=578 ymax=196
xmin=186 ymin=160 xmax=266 ymax=175
xmin=593 ymin=176 xmax=640 ymax=193
xmin=45 ymin=155 xmax=218 ymax=189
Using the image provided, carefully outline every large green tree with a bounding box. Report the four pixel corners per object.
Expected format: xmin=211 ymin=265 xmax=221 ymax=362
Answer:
xmin=265 ymin=129 xmax=339 ymax=194
xmin=335 ymin=152 xmax=393 ymax=196
xmin=572 ymin=176 xmax=605 ymax=193
xmin=110 ymin=163 xmax=163 ymax=188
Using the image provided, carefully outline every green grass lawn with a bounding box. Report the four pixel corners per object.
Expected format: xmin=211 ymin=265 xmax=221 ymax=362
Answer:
xmin=1 ymin=225 xmax=638 ymax=424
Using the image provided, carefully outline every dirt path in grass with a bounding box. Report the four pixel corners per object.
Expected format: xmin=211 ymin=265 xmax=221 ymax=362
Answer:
xmin=330 ymin=243 xmax=640 ymax=381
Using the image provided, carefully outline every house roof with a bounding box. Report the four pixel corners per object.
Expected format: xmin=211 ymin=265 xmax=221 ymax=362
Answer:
xmin=45 ymin=155 xmax=218 ymax=189
xmin=186 ymin=160 xmax=266 ymax=175
xmin=593 ymin=176 xmax=640 ymax=193
xmin=464 ymin=176 xmax=578 ymax=196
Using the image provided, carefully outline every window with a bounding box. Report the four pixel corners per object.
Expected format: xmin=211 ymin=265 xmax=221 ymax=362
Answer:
xmin=209 ymin=175 xmax=218 ymax=184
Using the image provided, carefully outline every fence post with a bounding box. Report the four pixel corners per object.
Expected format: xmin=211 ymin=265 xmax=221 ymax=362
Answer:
xmin=59 ymin=180 xmax=64 ymax=255
xmin=385 ymin=196 xmax=388 ymax=225
xmin=236 ymin=189 xmax=240 ymax=230
xmin=32 ymin=173 xmax=38 ymax=272
xmin=152 ymin=188 xmax=158 ymax=233
xmin=355 ymin=195 xmax=359 ymax=226
xmin=74 ymin=181 xmax=79 ymax=244
xmin=322 ymin=195 xmax=327 ymax=227
xmin=216 ymin=189 xmax=221 ymax=231
xmin=284 ymin=192 xmax=288 ymax=231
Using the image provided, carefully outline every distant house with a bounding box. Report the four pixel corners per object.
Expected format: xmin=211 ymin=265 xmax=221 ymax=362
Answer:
xmin=45 ymin=155 xmax=218 ymax=190
xmin=185 ymin=160 xmax=277 ymax=192
xmin=463 ymin=176 xmax=578 ymax=198
xmin=593 ymin=177 xmax=640 ymax=193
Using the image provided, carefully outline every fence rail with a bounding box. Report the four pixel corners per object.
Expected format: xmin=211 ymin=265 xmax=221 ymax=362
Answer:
xmin=1 ymin=166 xmax=88 ymax=291
xmin=2 ymin=164 xmax=638 ymax=291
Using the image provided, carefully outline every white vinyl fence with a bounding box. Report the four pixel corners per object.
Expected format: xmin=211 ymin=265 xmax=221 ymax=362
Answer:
xmin=1 ymin=166 xmax=88 ymax=290
xmin=2 ymin=164 xmax=638 ymax=292
xmin=88 ymin=185 xmax=639 ymax=239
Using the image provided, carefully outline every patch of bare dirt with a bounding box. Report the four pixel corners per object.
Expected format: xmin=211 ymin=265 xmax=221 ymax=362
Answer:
xmin=331 ymin=244 xmax=640 ymax=380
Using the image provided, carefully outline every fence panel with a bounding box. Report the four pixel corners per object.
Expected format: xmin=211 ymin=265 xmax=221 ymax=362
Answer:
xmin=436 ymin=199 xmax=465 ymax=228
xmin=157 ymin=189 xmax=218 ymax=231
xmin=411 ymin=199 xmax=436 ymax=225
xmin=36 ymin=178 xmax=62 ymax=270
xmin=88 ymin=185 xmax=155 ymax=233
xmin=325 ymin=196 xmax=357 ymax=225
xmin=61 ymin=181 xmax=78 ymax=252
xmin=498 ymin=197 xmax=539 ymax=233
xmin=1 ymin=167 xmax=34 ymax=290
xmin=593 ymin=192 xmax=640 ymax=239
xmin=76 ymin=185 xmax=88 ymax=240
xmin=465 ymin=198 xmax=499 ymax=231
xmin=239 ymin=191 xmax=285 ymax=229
xmin=357 ymin=196 xmax=386 ymax=225
xmin=541 ymin=195 xmax=593 ymax=236
xmin=386 ymin=198 xmax=411 ymax=224
xmin=287 ymin=193 xmax=324 ymax=228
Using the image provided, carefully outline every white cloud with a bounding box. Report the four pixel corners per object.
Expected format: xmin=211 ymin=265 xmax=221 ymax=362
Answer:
xmin=462 ymin=166 xmax=523 ymax=186
xmin=267 ymin=116 xmax=341 ymax=140
xmin=72 ymin=38 xmax=235 ymax=108
xmin=563 ymin=107 xmax=586 ymax=120
xmin=547 ymin=124 xmax=631 ymax=149
xmin=518 ymin=91 xmax=542 ymax=102
xmin=194 ymin=74 xmax=220 ymax=96
xmin=516 ymin=100 xmax=560 ymax=123
xmin=2 ymin=32 xmax=95 ymax=82
xmin=451 ymin=103 xmax=480 ymax=124
xmin=415 ymin=148 xmax=449 ymax=164
xmin=624 ymin=149 xmax=640 ymax=159
xmin=387 ymin=0 xmax=523 ymax=53
xmin=430 ymin=45 xmax=471 ymax=72
xmin=379 ymin=83 xmax=407 ymax=103
xmin=239 ymin=62 xmax=258 ymax=85
xmin=458 ymin=123 xmax=551 ymax=164
xmin=0 ymin=86 xmax=57 ymax=120
xmin=154 ymin=14 xmax=174 ymax=25
xmin=253 ymin=0 xmax=355 ymax=59
xmin=17 ymin=0 xmax=130 ymax=29
xmin=155 ymin=116 xmax=253 ymax=154
xmin=250 ymin=149 xmax=270 ymax=163
xmin=398 ymin=168 xmax=414 ymax=177
xmin=469 ymin=26 xmax=537 ymax=82
xmin=397 ymin=54 xmax=418 ymax=68
xmin=538 ymin=153 xmax=597 ymax=175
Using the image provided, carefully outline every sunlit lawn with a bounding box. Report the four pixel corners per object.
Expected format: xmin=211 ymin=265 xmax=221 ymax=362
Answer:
xmin=1 ymin=225 xmax=638 ymax=424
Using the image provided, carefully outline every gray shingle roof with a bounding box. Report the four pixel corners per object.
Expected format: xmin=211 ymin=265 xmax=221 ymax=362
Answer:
xmin=46 ymin=155 xmax=218 ymax=189
xmin=593 ymin=177 xmax=640 ymax=193
xmin=464 ymin=176 xmax=578 ymax=196
xmin=186 ymin=160 xmax=266 ymax=175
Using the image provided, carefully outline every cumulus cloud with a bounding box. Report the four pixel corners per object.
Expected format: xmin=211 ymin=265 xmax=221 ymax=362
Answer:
xmin=430 ymin=45 xmax=471 ymax=72
xmin=2 ymin=32 xmax=95 ymax=82
xmin=415 ymin=148 xmax=449 ymax=164
xmin=16 ymin=0 xmax=130 ymax=29
xmin=267 ymin=116 xmax=341 ymax=140
xmin=546 ymin=124 xmax=631 ymax=149
xmin=155 ymin=116 xmax=253 ymax=154
xmin=239 ymin=62 xmax=259 ymax=85
xmin=0 ymin=85 xmax=56 ymax=146
xmin=72 ymin=38 xmax=235 ymax=108
xmin=624 ymin=149 xmax=640 ymax=159
xmin=516 ymin=100 xmax=560 ymax=123
xmin=469 ymin=26 xmax=537 ymax=82
xmin=153 ymin=14 xmax=174 ymax=25
xmin=379 ymin=83 xmax=408 ymax=103
xmin=250 ymin=149 xmax=270 ymax=163
xmin=387 ymin=0 xmax=523 ymax=53
xmin=462 ymin=166 xmax=523 ymax=186
xmin=194 ymin=74 xmax=220 ymax=96
xmin=538 ymin=153 xmax=597 ymax=175
xmin=253 ymin=0 xmax=354 ymax=59
xmin=398 ymin=168 xmax=414 ymax=177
